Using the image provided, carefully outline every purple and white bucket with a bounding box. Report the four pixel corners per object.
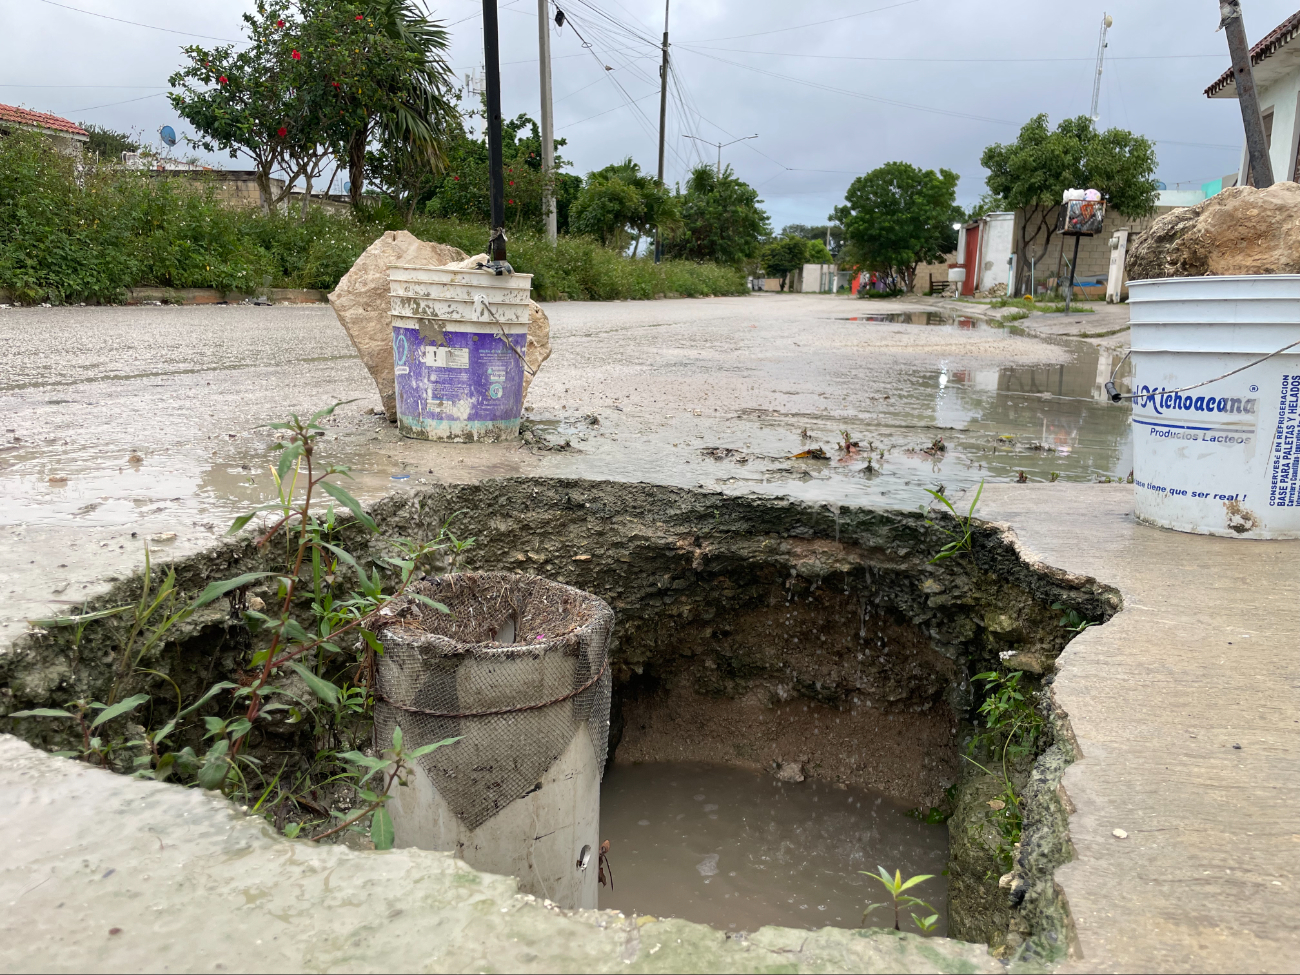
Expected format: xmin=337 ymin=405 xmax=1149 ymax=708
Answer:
xmin=388 ymin=264 xmax=533 ymax=442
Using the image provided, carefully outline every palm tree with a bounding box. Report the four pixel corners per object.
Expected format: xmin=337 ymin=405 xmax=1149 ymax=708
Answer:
xmin=343 ymin=0 xmax=457 ymax=208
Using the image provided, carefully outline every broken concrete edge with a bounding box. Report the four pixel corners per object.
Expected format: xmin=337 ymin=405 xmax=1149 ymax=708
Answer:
xmin=0 ymin=736 xmax=1001 ymax=974
xmin=0 ymin=478 xmax=1122 ymax=963
xmin=968 ymin=516 xmax=1121 ymax=968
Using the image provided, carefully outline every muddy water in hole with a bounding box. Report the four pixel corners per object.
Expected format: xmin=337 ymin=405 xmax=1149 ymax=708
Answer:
xmin=598 ymin=762 xmax=949 ymax=935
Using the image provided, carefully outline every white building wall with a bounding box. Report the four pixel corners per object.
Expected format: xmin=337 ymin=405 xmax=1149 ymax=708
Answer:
xmin=1236 ymin=66 xmax=1300 ymax=185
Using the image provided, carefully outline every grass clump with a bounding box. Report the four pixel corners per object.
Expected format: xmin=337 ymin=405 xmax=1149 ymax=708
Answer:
xmin=0 ymin=129 xmax=746 ymax=305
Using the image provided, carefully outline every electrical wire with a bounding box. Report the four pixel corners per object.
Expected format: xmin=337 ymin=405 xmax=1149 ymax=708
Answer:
xmin=680 ymin=45 xmax=1017 ymax=126
xmin=696 ymin=0 xmax=922 ymax=43
xmin=684 ymin=46 xmax=1231 ymax=64
xmin=69 ymin=92 xmax=168 ymax=114
xmin=32 ymin=0 xmax=242 ymax=43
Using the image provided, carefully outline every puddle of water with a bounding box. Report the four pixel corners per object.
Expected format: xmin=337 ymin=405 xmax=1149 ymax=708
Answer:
xmin=598 ymin=762 xmax=948 ymax=935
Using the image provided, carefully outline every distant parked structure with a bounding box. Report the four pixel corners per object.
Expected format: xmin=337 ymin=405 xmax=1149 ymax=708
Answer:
xmin=0 ymin=103 xmax=88 ymax=155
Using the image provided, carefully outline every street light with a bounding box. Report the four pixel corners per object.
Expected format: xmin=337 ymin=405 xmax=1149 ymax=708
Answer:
xmin=683 ymin=134 xmax=758 ymax=177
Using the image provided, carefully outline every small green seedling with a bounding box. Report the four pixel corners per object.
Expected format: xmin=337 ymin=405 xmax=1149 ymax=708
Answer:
xmin=861 ymin=866 xmax=940 ymax=933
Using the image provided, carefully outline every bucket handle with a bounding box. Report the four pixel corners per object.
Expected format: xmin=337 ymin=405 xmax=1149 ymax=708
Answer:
xmin=474 ymin=293 xmax=537 ymax=377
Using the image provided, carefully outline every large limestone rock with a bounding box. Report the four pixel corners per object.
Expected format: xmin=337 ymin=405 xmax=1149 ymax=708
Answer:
xmin=1126 ymin=181 xmax=1300 ymax=280
xmin=328 ymin=232 xmax=551 ymax=421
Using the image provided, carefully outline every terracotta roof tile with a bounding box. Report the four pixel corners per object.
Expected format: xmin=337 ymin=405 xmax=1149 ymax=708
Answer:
xmin=0 ymin=103 xmax=90 ymax=137
xmin=1205 ymin=9 xmax=1300 ymax=98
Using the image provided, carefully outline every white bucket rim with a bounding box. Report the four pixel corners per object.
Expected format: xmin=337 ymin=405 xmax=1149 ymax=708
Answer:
xmin=1129 ymin=274 xmax=1300 ymax=287
xmin=387 ymin=263 xmax=533 ymax=282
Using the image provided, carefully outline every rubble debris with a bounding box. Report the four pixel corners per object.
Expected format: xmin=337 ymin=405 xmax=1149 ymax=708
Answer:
xmin=790 ymin=447 xmax=829 ymax=460
xmin=1126 ymin=182 xmax=1300 ymax=279
xmin=772 ymin=761 xmax=806 ymax=783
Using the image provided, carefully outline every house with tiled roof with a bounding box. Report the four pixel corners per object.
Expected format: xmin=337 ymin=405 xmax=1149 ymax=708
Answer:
xmin=0 ymin=103 xmax=89 ymax=155
xmin=1206 ymin=9 xmax=1300 ymax=186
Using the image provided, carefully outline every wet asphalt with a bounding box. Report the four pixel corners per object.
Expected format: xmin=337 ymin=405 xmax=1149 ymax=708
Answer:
xmin=0 ymin=292 xmax=1132 ymax=642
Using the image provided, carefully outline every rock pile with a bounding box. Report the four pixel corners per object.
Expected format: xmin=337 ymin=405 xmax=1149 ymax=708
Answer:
xmin=1126 ymin=181 xmax=1300 ymax=280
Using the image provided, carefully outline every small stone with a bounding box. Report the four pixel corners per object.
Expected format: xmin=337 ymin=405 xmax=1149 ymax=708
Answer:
xmin=773 ymin=761 xmax=804 ymax=783
xmin=998 ymin=871 xmax=1015 ymax=888
xmin=127 ymin=453 xmax=143 ymax=464
xmin=47 ymin=474 xmax=68 ymax=484
xmin=150 ymin=532 xmax=177 ymax=543
xmin=1112 ymin=828 xmax=1128 ymax=839
xmin=987 ymin=799 xmax=1006 ymax=810
xmin=247 ymin=595 xmax=266 ymax=611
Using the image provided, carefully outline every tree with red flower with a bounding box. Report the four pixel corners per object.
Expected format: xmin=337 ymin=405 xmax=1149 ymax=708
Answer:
xmin=277 ymin=126 xmax=288 ymax=138
xmin=218 ymin=75 xmax=228 ymax=84
xmin=276 ymin=19 xmax=285 ymax=27
xmin=291 ymin=50 xmax=301 ymax=59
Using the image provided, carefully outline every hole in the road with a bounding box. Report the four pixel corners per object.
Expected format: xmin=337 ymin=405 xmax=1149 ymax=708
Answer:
xmin=2 ymin=478 xmax=1117 ymax=961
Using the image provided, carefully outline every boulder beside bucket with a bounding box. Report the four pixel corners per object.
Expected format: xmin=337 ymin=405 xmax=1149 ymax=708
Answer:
xmin=1128 ymin=274 xmax=1300 ymax=538
xmin=389 ymin=264 xmax=534 ymax=441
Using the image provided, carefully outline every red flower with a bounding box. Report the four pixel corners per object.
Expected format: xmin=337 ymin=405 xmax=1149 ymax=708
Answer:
xmin=509 ymin=180 xmax=515 ymax=186
xmin=331 ymin=81 xmax=340 ymax=88
xmin=291 ymin=49 xmax=301 ymax=59
xmin=355 ymin=13 xmax=364 ymax=19
xmin=453 ymin=176 xmax=459 ymax=181
xmin=508 ymin=199 xmax=514 ymax=204
xmin=277 ymin=126 xmax=287 ymax=138
xmin=219 ymin=75 xmax=228 ymax=84
xmin=276 ymin=18 xmax=285 ymax=27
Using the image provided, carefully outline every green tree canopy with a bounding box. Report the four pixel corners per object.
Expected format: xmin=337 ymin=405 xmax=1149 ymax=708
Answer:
xmin=981 ymin=113 xmax=1157 ymax=291
xmin=80 ymin=124 xmax=140 ymax=161
xmin=832 ymin=161 xmax=960 ymax=290
xmin=421 ymin=112 xmax=580 ymax=232
xmin=761 ymin=236 xmax=809 ymax=290
xmin=169 ymin=0 xmax=456 ymax=214
xmin=665 ymin=164 xmax=770 ymax=266
xmin=569 ymin=158 xmax=678 ymax=253
xmin=780 ymin=223 xmax=844 ymax=257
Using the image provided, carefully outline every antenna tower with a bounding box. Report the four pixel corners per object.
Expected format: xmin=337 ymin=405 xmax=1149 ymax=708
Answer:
xmin=1090 ymin=13 xmax=1113 ymax=120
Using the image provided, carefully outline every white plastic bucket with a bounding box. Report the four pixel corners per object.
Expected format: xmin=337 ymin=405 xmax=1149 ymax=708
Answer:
xmin=1128 ymin=275 xmax=1300 ymax=538
xmin=388 ymin=264 xmax=533 ymax=441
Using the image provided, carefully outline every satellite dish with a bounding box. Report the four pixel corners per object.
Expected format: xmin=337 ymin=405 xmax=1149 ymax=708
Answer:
xmin=159 ymin=125 xmax=177 ymax=147
xmin=1155 ymin=180 xmax=1167 ymax=191
xmin=343 ymin=180 xmax=352 ymax=193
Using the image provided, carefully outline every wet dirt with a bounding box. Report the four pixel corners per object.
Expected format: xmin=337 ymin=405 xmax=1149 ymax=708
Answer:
xmin=0 ymin=295 xmax=1132 ymax=643
xmin=597 ymin=762 xmax=949 ymax=935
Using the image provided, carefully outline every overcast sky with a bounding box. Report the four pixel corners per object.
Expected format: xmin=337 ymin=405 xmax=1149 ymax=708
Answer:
xmin=3 ymin=0 xmax=1290 ymax=229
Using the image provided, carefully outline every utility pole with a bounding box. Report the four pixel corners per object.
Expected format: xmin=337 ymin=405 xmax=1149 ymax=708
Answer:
xmin=1089 ymin=13 xmax=1112 ymax=120
xmin=1219 ymin=0 xmax=1274 ymax=188
xmin=483 ymin=0 xmax=508 ymax=264
xmin=654 ymin=0 xmax=669 ymax=263
xmin=684 ymin=134 xmax=758 ymax=177
xmin=538 ymin=0 xmax=557 ymax=244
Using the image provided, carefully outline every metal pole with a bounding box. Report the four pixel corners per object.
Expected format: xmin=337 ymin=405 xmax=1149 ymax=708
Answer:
xmin=483 ymin=0 xmax=507 ymax=264
xmin=716 ymin=143 xmax=721 ymax=178
xmin=1064 ymin=235 xmax=1081 ymax=314
xmin=1220 ymin=0 xmax=1274 ymax=188
xmin=538 ymin=0 xmax=556 ymax=244
xmin=654 ymin=0 xmax=669 ymax=263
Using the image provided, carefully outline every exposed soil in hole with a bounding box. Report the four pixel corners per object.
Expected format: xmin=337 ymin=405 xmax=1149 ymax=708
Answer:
xmin=0 ymin=477 xmax=1119 ymax=960
xmin=598 ymin=762 xmax=949 ymax=934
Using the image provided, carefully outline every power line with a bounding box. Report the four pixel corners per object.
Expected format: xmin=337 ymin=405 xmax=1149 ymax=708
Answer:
xmin=32 ymin=0 xmax=242 ymax=43
xmin=685 ymin=45 xmax=1230 ymax=64
xmin=681 ymin=46 xmax=1017 ymax=126
xmin=695 ymin=0 xmax=922 ymax=43
xmin=69 ymin=92 xmax=169 ymax=114
xmin=0 ymin=84 xmax=167 ymax=89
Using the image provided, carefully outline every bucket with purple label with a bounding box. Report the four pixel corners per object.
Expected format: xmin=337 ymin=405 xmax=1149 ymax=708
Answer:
xmin=388 ymin=264 xmax=533 ymax=442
